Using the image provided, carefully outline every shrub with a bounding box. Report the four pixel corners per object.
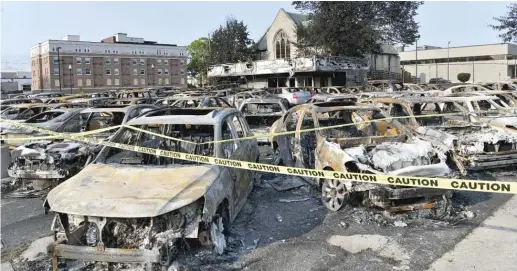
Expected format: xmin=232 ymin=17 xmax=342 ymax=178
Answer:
xmin=457 ymin=73 xmax=471 ymax=83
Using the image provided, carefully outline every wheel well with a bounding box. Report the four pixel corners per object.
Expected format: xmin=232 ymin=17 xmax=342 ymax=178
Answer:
xmin=319 ymin=166 xmax=334 ymax=186
xmin=344 ymin=161 xmax=360 ymax=173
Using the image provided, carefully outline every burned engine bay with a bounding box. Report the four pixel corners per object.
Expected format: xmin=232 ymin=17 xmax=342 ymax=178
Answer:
xmin=7 ymin=141 xmax=90 ymax=196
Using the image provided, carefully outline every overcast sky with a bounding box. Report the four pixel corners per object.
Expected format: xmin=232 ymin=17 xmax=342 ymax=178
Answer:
xmin=0 ymin=1 xmax=513 ymax=71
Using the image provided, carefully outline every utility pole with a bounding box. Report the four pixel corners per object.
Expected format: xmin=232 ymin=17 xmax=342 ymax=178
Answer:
xmin=57 ymin=47 xmax=62 ymax=92
xmin=514 ymin=58 xmax=516 ymax=79
xmin=415 ymin=36 xmax=419 ymax=83
xmin=208 ymin=33 xmax=212 ymax=86
xmin=68 ymin=64 xmax=73 ymax=94
xmin=472 ymin=61 xmax=475 ymax=83
xmin=447 ymin=41 xmax=451 ymax=81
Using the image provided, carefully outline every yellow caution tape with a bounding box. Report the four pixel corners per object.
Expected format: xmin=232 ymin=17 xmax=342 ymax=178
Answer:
xmin=1 ymin=119 xmax=516 ymax=195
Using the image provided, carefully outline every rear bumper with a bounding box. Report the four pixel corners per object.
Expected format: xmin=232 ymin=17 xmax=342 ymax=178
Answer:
xmin=48 ymin=243 xmax=161 ymax=263
xmin=8 ymin=168 xmax=68 ymax=179
xmin=466 ymin=151 xmax=517 ymax=170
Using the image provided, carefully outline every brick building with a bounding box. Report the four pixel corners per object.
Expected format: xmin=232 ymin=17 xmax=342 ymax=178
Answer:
xmin=30 ymin=33 xmax=188 ymax=93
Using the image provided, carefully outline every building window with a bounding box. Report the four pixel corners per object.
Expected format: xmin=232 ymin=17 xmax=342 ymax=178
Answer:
xmin=114 ymin=68 xmax=119 ymax=75
xmin=115 ymin=78 xmax=120 ymax=86
xmin=180 ymin=60 xmax=184 ymax=65
xmin=107 ymin=78 xmax=112 ymax=86
xmin=157 ymin=69 xmax=162 ymax=75
xmin=106 ymin=69 xmax=111 ymax=75
xmin=105 ymin=57 xmax=111 ymax=65
xmin=53 ymin=67 xmax=59 ymax=75
xmin=53 ymin=57 xmax=59 ymax=64
xmin=180 ymin=70 xmax=184 ymax=75
xmin=157 ymin=59 xmax=162 ymax=64
xmin=140 ymin=69 xmax=145 ymax=75
xmin=86 ymin=79 xmax=92 ymax=86
xmin=140 ymin=59 xmax=145 ymax=65
xmin=76 ymin=57 xmax=81 ymax=64
xmin=158 ymin=78 xmax=163 ymax=85
xmin=133 ymin=68 xmax=137 ymax=75
xmin=141 ymin=78 xmax=146 ymax=85
xmin=164 ymin=59 xmax=168 ymax=65
xmin=132 ymin=59 xmax=137 ymax=65
xmin=85 ymin=57 xmax=91 ymax=64
xmin=165 ymin=78 xmax=169 ymax=85
xmin=133 ymin=79 xmax=138 ymax=86
xmin=54 ymin=80 xmax=60 ymax=87
xmin=114 ymin=58 xmax=119 ymax=64
xmin=77 ymin=79 xmax=83 ymax=87
xmin=76 ymin=68 xmax=82 ymax=75
xmin=85 ymin=68 xmax=91 ymax=75
xmin=164 ymin=69 xmax=169 ymax=75
xmin=274 ymin=30 xmax=290 ymax=59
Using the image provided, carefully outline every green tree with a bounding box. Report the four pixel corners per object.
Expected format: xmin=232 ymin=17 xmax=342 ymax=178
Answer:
xmin=187 ymin=37 xmax=210 ymax=78
xmin=292 ymin=1 xmax=423 ymax=57
xmin=490 ymin=3 xmax=517 ymax=43
xmin=210 ymin=16 xmax=254 ymax=64
xmin=457 ymin=73 xmax=471 ymax=83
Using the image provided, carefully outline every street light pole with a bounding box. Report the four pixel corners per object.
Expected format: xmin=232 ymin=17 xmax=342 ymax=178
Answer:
xmin=68 ymin=64 xmax=72 ymax=94
xmin=57 ymin=47 xmax=62 ymax=92
xmin=415 ymin=38 xmax=418 ymax=83
xmin=447 ymin=41 xmax=451 ymax=81
xmin=151 ymin=64 xmax=155 ymax=87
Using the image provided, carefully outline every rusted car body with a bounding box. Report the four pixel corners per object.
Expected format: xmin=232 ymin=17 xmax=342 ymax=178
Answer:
xmin=44 ymin=108 xmax=259 ymax=269
xmin=368 ymin=97 xmax=517 ymax=174
xmin=270 ymin=102 xmax=449 ymax=212
xmin=7 ymin=105 xmax=158 ymax=193
xmin=239 ymin=98 xmax=288 ymax=144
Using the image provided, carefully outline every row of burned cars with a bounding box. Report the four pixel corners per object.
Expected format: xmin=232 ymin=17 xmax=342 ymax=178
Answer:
xmin=2 ymin=83 xmax=517 ymax=269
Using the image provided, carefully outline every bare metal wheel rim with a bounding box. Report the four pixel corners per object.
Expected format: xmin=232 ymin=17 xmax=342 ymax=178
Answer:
xmin=321 ymin=178 xmax=348 ymax=211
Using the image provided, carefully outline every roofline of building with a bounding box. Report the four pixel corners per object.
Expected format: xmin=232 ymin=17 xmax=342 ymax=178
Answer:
xmin=32 ymin=39 xmax=184 ymax=49
xmin=401 ymin=42 xmax=517 ymax=53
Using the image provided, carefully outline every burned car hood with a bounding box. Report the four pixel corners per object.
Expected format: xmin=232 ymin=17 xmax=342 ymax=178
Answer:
xmin=485 ymin=116 xmax=517 ymax=129
xmin=45 ymin=163 xmax=221 ymax=218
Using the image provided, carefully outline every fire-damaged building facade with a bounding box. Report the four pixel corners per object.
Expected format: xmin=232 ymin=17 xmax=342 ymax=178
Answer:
xmin=207 ymin=8 xmax=401 ymax=88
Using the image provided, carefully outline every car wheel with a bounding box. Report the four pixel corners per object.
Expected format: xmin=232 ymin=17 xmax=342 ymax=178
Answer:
xmin=321 ymin=178 xmax=349 ymax=212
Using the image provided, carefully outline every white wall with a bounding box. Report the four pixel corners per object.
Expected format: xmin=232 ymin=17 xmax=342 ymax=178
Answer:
xmin=402 ymin=60 xmax=511 ymax=83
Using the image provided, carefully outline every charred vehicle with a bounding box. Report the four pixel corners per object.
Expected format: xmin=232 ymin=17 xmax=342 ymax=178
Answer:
xmin=307 ymin=94 xmax=358 ymax=104
xmin=0 ymin=98 xmax=43 ymax=106
xmin=270 ymin=102 xmax=450 ymax=212
xmin=116 ymin=89 xmax=156 ymax=103
xmin=368 ymin=97 xmax=517 ymax=174
xmin=1 ymin=108 xmax=85 ymax=147
xmin=45 ymin=107 xmax=260 ymax=269
xmin=7 ymin=105 xmax=158 ymax=194
xmin=156 ymin=96 xmax=232 ymax=108
xmin=239 ymin=98 xmax=288 ymax=144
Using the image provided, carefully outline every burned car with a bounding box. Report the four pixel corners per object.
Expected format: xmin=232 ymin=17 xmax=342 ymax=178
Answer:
xmin=367 ymin=97 xmax=517 ymax=174
xmin=44 ymin=107 xmax=259 ymax=269
xmin=7 ymin=105 xmax=158 ymax=194
xmin=270 ymin=102 xmax=450 ymax=212
xmin=239 ymin=98 xmax=288 ymax=144
xmin=1 ymin=108 xmax=85 ymax=147
xmin=156 ymin=96 xmax=233 ymax=108
xmin=307 ymin=94 xmax=358 ymax=104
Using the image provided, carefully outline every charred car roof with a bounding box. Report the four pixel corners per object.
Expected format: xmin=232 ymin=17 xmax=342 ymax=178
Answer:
xmin=128 ymin=108 xmax=240 ymax=126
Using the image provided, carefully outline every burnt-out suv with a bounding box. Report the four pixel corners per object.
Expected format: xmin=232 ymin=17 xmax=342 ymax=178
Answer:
xmin=45 ymin=107 xmax=260 ymax=269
